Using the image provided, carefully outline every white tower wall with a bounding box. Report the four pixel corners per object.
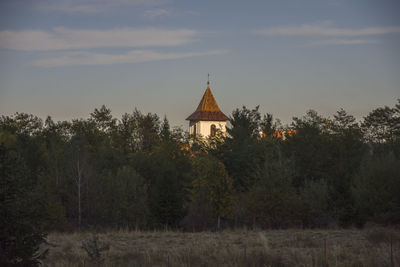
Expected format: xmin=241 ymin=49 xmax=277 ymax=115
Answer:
xmin=189 ymin=121 xmax=226 ymax=138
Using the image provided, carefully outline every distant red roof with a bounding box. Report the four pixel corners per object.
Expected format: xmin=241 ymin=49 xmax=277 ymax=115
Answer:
xmin=186 ymin=87 xmax=229 ymax=122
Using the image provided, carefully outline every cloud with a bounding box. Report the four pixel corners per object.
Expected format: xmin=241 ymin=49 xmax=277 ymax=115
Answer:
xmin=254 ymin=22 xmax=400 ymax=37
xmin=308 ymin=39 xmax=377 ymax=46
xmin=143 ymin=8 xmax=171 ymax=19
xmin=33 ymin=50 xmax=230 ymax=67
xmin=0 ymin=25 xmax=227 ymax=67
xmin=36 ymin=0 xmax=168 ymax=14
xmin=0 ymin=27 xmax=197 ymax=51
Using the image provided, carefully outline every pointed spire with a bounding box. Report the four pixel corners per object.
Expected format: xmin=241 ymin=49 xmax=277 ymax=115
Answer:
xmin=186 ymin=76 xmax=229 ymax=122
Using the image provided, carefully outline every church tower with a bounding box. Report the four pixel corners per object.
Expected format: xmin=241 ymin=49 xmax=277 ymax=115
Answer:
xmin=186 ymin=75 xmax=229 ymax=139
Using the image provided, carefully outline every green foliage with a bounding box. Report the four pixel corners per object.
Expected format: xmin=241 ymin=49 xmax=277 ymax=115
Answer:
xmin=284 ymin=109 xmax=365 ymax=226
xmin=142 ymin=138 xmax=191 ymax=228
xmin=90 ymin=105 xmax=117 ymax=134
xmin=300 ymin=179 xmax=330 ymax=227
xmin=285 ymin=110 xmax=332 ymax=187
xmin=0 ymin=113 xmax=43 ymax=136
xmin=329 ymin=109 xmax=365 ymax=226
xmin=243 ymin=140 xmax=304 ymax=228
xmin=1 ymin=100 xmax=400 ymax=233
xmin=34 ymin=173 xmax=68 ymax=231
xmin=114 ymin=109 xmax=161 ymax=154
xmin=160 ymin=115 xmax=171 ymax=141
xmin=100 ymin=167 xmax=148 ymax=228
xmin=361 ymin=100 xmax=400 ymax=158
xmin=354 ymin=155 xmax=400 ymax=224
xmin=219 ymin=106 xmax=266 ymax=191
xmin=228 ymin=106 xmax=262 ymax=139
xmin=149 ymin=168 xmax=185 ymax=228
xmin=189 ymin=155 xmax=235 ymax=227
xmin=0 ymin=145 xmax=47 ymax=266
xmin=260 ymin=113 xmax=281 ymax=137
xmin=362 ymin=105 xmax=397 ymax=144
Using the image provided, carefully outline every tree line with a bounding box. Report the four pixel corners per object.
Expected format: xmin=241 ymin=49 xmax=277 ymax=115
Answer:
xmin=1 ymin=100 xmax=399 ymax=237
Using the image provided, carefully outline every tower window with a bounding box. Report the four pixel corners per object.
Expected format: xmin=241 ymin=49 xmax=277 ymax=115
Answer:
xmin=210 ymin=124 xmax=216 ymax=137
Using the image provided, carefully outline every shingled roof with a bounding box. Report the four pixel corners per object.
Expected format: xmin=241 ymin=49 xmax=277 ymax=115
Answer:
xmin=186 ymin=87 xmax=229 ymax=122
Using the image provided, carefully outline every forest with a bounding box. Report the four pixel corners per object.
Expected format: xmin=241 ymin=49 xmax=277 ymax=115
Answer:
xmin=1 ymin=100 xmax=400 ymax=264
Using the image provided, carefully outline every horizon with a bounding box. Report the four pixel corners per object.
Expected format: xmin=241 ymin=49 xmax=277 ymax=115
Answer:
xmin=1 ymin=96 xmax=399 ymax=131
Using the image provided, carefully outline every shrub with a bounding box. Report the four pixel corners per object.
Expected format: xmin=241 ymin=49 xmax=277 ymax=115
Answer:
xmin=81 ymin=234 xmax=110 ymax=265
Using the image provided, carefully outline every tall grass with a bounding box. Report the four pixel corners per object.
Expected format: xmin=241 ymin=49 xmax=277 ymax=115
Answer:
xmin=41 ymin=227 xmax=399 ymax=266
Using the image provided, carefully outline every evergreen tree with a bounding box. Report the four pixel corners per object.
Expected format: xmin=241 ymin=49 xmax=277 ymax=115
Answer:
xmin=160 ymin=115 xmax=171 ymax=141
xmin=90 ymin=105 xmax=116 ymax=134
xmin=243 ymin=139 xmax=303 ymax=228
xmin=0 ymin=145 xmax=47 ymax=266
xmin=219 ymin=106 xmax=265 ymax=191
xmin=190 ymin=155 xmax=235 ymax=229
xmin=354 ymin=155 xmax=400 ymax=225
xmin=100 ymin=167 xmax=148 ymax=228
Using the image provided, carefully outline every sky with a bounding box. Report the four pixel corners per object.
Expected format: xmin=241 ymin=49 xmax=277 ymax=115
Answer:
xmin=0 ymin=0 xmax=399 ymax=128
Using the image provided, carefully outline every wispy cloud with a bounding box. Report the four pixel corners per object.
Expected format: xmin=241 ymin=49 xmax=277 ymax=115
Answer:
xmin=0 ymin=27 xmax=197 ymax=51
xmin=0 ymin=25 xmax=227 ymax=67
xmin=143 ymin=8 xmax=171 ymax=19
xmin=33 ymin=50 xmax=229 ymax=67
xmin=308 ymin=39 xmax=377 ymax=46
xmin=36 ymin=0 xmax=168 ymax=14
xmin=254 ymin=22 xmax=400 ymax=37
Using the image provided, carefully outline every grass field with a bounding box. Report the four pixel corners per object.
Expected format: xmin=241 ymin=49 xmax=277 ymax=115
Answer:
xmin=41 ymin=227 xmax=399 ymax=266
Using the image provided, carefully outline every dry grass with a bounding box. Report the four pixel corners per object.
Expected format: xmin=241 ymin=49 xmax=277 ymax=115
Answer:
xmin=41 ymin=227 xmax=400 ymax=266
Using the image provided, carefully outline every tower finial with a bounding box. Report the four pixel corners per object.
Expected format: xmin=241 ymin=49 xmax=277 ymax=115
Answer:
xmin=207 ymin=73 xmax=210 ymax=88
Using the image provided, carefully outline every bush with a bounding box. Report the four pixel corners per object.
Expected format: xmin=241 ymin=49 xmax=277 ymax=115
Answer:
xmin=81 ymin=234 xmax=110 ymax=265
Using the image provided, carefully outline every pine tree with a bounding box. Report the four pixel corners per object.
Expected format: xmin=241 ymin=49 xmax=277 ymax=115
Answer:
xmin=0 ymin=144 xmax=47 ymax=266
xmin=191 ymin=155 xmax=235 ymax=229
